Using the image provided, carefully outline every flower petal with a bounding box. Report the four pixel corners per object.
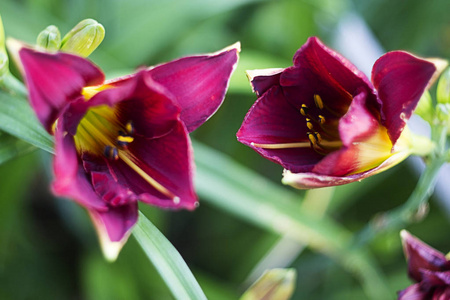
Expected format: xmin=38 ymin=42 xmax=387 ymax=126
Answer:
xmin=88 ymin=202 xmax=138 ymax=261
xmin=372 ymin=51 xmax=437 ymax=144
xmin=401 ymin=230 xmax=450 ymax=282
xmin=109 ymin=121 xmax=197 ymax=210
xmin=398 ymin=283 xmax=429 ymax=300
xmin=282 ymin=150 xmax=409 ymax=189
xmin=148 ymin=43 xmax=240 ymax=132
xmin=237 ymin=85 xmax=322 ymax=172
xmin=19 ymin=48 xmax=104 ymax=132
xmin=246 ymin=68 xmax=284 ymax=97
xmin=51 ymin=113 xmax=108 ymax=211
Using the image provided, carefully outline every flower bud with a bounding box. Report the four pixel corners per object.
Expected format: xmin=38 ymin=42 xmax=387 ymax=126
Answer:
xmin=414 ymin=90 xmax=433 ymax=122
xmin=240 ymin=269 xmax=296 ymax=300
xmin=36 ymin=25 xmax=61 ymax=52
xmin=437 ymin=67 xmax=450 ymax=104
xmin=60 ymin=19 xmax=105 ymax=57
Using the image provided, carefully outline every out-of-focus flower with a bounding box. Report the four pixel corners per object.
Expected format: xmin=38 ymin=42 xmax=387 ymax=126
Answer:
xmin=60 ymin=19 xmax=105 ymax=57
xmin=19 ymin=43 xmax=239 ymax=260
xmin=398 ymin=230 xmax=450 ymax=300
xmin=237 ymin=37 xmax=444 ymax=189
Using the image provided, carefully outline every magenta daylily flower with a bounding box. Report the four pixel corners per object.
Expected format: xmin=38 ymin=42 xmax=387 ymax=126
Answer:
xmin=19 ymin=44 xmax=239 ymax=259
xmin=398 ymin=230 xmax=450 ymax=300
xmin=237 ymin=37 xmax=442 ymax=189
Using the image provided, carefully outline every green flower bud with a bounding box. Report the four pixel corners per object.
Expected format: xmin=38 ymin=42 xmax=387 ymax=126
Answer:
xmin=0 ymin=14 xmax=9 ymax=78
xmin=240 ymin=269 xmax=296 ymax=300
xmin=36 ymin=25 xmax=61 ymax=52
xmin=60 ymin=19 xmax=105 ymax=57
xmin=415 ymin=90 xmax=434 ymax=122
xmin=437 ymin=67 xmax=450 ymax=104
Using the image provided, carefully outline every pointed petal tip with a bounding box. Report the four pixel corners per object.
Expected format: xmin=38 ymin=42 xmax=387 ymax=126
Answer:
xmin=216 ymin=41 xmax=241 ymax=54
xmin=425 ymin=57 xmax=448 ymax=88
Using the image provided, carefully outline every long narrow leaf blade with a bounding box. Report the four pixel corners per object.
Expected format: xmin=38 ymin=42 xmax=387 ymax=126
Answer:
xmin=133 ymin=211 xmax=207 ymax=300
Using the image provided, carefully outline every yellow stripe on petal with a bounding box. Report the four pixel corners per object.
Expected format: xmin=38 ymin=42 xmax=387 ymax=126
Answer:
xmin=349 ymin=125 xmax=395 ymax=175
xmin=82 ymin=84 xmax=113 ymax=100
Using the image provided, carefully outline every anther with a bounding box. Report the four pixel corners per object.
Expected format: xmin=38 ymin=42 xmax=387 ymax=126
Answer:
xmin=117 ymin=134 xmax=134 ymax=148
xmin=104 ymin=145 xmax=119 ymax=160
xmin=125 ymin=121 xmax=135 ymax=135
xmin=314 ymin=132 xmax=322 ymax=144
xmin=318 ymin=115 xmax=325 ymax=124
xmin=300 ymin=104 xmax=309 ymax=116
xmin=306 ymin=118 xmax=314 ymax=130
xmin=314 ymin=94 xmax=324 ymax=110
xmin=307 ymin=132 xmax=317 ymax=145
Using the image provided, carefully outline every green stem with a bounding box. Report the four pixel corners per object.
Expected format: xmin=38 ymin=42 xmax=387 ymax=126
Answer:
xmin=353 ymin=123 xmax=448 ymax=246
xmin=0 ymin=72 xmax=27 ymax=98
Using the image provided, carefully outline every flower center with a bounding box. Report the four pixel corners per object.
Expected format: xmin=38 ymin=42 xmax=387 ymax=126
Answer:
xmin=73 ymin=104 xmax=179 ymax=204
xmin=251 ymin=93 xmax=342 ymax=154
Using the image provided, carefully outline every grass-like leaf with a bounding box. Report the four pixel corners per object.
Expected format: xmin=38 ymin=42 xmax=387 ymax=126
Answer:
xmin=133 ymin=211 xmax=207 ymax=300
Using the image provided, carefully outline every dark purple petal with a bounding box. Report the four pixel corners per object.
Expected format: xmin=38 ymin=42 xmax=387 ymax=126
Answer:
xmin=237 ymin=85 xmax=322 ymax=172
xmin=247 ymin=68 xmax=284 ymax=97
xmin=51 ymin=113 xmax=108 ymax=211
xmin=422 ymin=270 xmax=450 ymax=287
xmin=19 ymin=48 xmax=104 ymax=132
xmin=398 ymin=283 xmax=429 ymax=300
xmin=432 ymin=287 xmax=450 ymax=300
xmin=312 ymin=90 xmax=382 ymax=176
xmin=372 ymin=51 xmax=437 ymax=144
xmin=401 ymin=230 xmax=450 ymax=282
xmin=89 ymin=202 xmax=138 ymax=243
xmin=108 ymin=121 xmax=197 ymax=210
xmin=148 ymin=43 xmax=240 ymax=132
xmin=281 ymin=37 xmax=375 ymax=115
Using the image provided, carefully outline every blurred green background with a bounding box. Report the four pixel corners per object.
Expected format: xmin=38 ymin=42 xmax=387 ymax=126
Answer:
xmin=0 ymin=0 xmax=449 ymax=299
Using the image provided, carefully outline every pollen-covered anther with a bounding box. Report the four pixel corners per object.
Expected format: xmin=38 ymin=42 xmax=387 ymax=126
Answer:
xmin=306 ymin=118 xmax=314 ymax=130
xmin=104 ymin=145 xmax=119 ymax=160
xmin=117 ymin=133 xmax=134 ymax=148
xmin=318 ymin=115 xmax=325 ymax=124
xmin=307 ymin=132 xmax=317 ymax=146
xmin=300 ymin=104 xmax=309 ymax=116
xmin=125 ymin=121 xmax=135 ymax=135
xmin=314 ymin=94 xmax=324 ymax=110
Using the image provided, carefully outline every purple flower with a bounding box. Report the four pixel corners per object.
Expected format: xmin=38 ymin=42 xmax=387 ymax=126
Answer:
xmin=237 ymin=37 xmax=441 ymax=189
xmin=398 ymin=230 xmax=450 ymax=300
xmin=19 ymin=44 xmax=239 ymax=259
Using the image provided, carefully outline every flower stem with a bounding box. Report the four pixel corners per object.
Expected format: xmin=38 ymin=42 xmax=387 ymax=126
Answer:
xmin=353 ymin=122 xmax=448 ymax=247
xmin=0 ymin=72 xmax=27 ymax=98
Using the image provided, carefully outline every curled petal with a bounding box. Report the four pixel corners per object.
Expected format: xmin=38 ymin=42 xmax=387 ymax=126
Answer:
xmin=246 ymin=68 xmax=284 ymax=97
xmin=88 ymin=202 xmax=138 ymax=261
xmin=282 ymin=150 xmax=409 ymax=189
xmin=148 ymin=42 xmax=240 ymax=132
xmin=372 ymin=51 xmax=437 ymax=144
xmin=237 ymin=85 xmax=322 ymax=172
xmin=401 ymin=230 xmax=450 ymax=282
xmin=19 ymin=48 xmax=104 ymax=132
xmin=398 ymin=283 xmax=429 ymax=300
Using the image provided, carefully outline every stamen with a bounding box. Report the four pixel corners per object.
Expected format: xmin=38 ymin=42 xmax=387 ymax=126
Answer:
xmin=117 ymin=134 xmax=134 ymax=148
xmin=125 ymin=121 xmax=135 ymax=135
xmin=314 ymin=132 xmax=322 ymax=144
xmin=314 ymin=94 xmax=324 ymax=110
xmin=306 ymin=118 xmax=314 ymax=130
xmin=318 ymin=115 xmax=325 ymax=124
xmin=119 ymin=152 xmax=179 ymax=201
xmin=104 ymin=145 xmax=119 ymax=160
xmin=251 ymin=141 xmax=312 ymax=149
xmin=307 ymin=132 xmax=318 ymax=145
xmin=300 ymin=104 xmax=309 ymax=116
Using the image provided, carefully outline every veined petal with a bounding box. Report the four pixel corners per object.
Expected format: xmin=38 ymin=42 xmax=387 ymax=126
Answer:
xmin=109 ymin=121 xmax=197 ymax=210
xmin=19 ymin=48 xmax=104 ymax=132
xmin=88 ymin=202 xmax=138 ymax=261
xmin=282 ymin=150 xmax=409 ymax=189
xmin=148 ymin=42 xmax=240 ymax=132
xmin=51 ymin=113 xmax=108 ymax=211
xmin=401 ymin=230 xmax=450 ymax=283
xmin=372 ymin=51 xmax=437 ymax=144
xmin=398 ymin=283 xmax=429 ymax=300
xmin=237 ymin=85 xmax=322 ymax=172
xmin=246 ymin=68 xmax=284 ymax=97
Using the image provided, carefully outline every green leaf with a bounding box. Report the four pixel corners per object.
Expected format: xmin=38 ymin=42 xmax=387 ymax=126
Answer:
xmin=240 ymin=268 xmax=296 ymax=300
xmin=192 ymin=140 xmax=391 ymax=300
xmin=0 ymin=132 xmax=36 ymax=165
xmin=133 ymin=211 xmax=207 ymax=300
xmin=0 ymin=92 xmax=54 ymax=153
